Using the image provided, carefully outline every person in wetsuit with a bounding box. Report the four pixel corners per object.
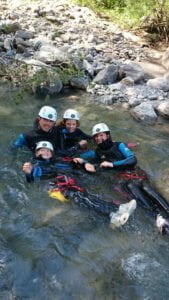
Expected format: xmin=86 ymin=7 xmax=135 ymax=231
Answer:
xmin=22 ymin=141 xmax=59 ymax=182
xmin=22 ymin=140 xmax=137 ymax=227
xmin=73 ymin=123 xmax=169 ymax=232
xmin=55 ymin=109 xmax=92 ymax=157
xmin=73 ymin=122 xmax=137 ymax=172
xmin=13 ymin=106 xmax=58 ymax=152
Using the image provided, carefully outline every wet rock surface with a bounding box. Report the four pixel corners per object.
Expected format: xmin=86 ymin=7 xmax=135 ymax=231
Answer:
xmin=1 ymin=0 xmax=169 ymax=123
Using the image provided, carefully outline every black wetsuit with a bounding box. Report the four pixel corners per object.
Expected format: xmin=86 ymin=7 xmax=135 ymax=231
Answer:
xmin=13 ymin=119 xmax=59 ymax=152
xmin=80 ymin=139 xmax=137 ymax=169
xmin=55 ymin=126 xmax=92 ymax=157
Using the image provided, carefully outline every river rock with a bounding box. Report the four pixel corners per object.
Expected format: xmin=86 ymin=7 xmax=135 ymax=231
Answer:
xmin=15 ymin=29 xmax=34 ymax=40
xmin=156 ymin=101 xmax=169 ymax=118
xmin=147 ymin=76 xmax=169 ymax=92
xmin=3 ymin=37 xmax=13 ymax=50
xmin=93 ymin=64 xmax=119 ymax=84
xmin=35 ymin=77 xmax=63 ymax=97
xmin=83 ymin=59 xmax=94 ymax=77
xmin=34 ymin=45 xmax=69 ymax=64
xmin=70 ymin=76 xmax=89 ymax=90
xmin=131 ymin=102 xmax=158 ymax=123
xmin=15 ymin=37 xmax=33 ymax=47
xmin=119 ymin=62 xmax=145 ymax=83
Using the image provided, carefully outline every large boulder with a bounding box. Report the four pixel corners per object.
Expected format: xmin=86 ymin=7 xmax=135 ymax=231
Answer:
xmin=131 ymin=102 xmax=158 ymax=123
xmin=119 ymin=62 xmax=145 ymax=83
xmin=93 ymin=64 xmax=119 ymax=85
xmin=147 ymin=77 xmax=169 ymax=92
xmin=35 ymin=78 xmax=63 ymax=97
xmin=156 ymin=101 xmax=169 ymax=118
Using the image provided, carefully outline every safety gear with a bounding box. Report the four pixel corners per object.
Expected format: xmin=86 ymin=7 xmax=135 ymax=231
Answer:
xmin=63 ymin=109 xmax=80 ymax=121
xmin=48 ymin=190 xmax=68 ymax=202
xmin=96 ymin=141 xmax=124 ymax=162
xmin=92 ymin=123 xmax=110 ymax=136
xmin=38 ymin=106 xmax=57 ymax=121
xmin=36 ymin=141 xmax=54 ymax=152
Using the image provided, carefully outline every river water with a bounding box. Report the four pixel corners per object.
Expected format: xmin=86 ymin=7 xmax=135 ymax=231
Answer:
xmin=0 ymin=84 xmax=169 ymax=299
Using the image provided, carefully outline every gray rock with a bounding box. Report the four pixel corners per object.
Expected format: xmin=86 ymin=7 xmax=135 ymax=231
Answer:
xmin=34 ymin=45 xmax=69 ymax=64
xmin=15 ymin=30 xmax=34 ymax=40
xmin=70 ymin=76 xmax=89 ymax=90
xmin=131 ymin=103 xmax=158 ymax=123
xmin=156 ymin=101 xmax=169 ymax=118
xmin=147 ymin=77 xmax=169 ymax=92
xmin=121 ymin=76 xmax=134 ymax=86
xmin=128 ymin=97 xmax=142 ymax=107
xmin=36 ymin=78 xmax=63 ymax=97
xmin=97 ymin=95 xmax=114 ymax=105
xmin=85 ymin=54 xmax=94 ymax=62
xmin=93 ymin=64 xmax=119 ymax=85
xmin=4 ymin=37 xmax=13 ymax=50
xmin=119 ymin=62 xmax=145 ymax=83
xmin=83 ymin=59 xmax=94 ymax=77
xmin=15 ymin=37 xmax=33 ymax=47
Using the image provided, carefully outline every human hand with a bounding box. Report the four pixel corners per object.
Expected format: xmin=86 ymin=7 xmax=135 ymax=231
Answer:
xmin=73 ymin=157 xmax=84 ymax=164
xmin=22 ymin=162 xmax=33 ymax=174
xmin=85 ymin=163 xmax=96 ymax=173
xmin=100 ymin=161 xmax=113 ymax=168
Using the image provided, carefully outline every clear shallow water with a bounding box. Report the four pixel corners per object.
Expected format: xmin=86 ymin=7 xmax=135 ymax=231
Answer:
xmin=0 ymin=86 xmax=169 ymax=299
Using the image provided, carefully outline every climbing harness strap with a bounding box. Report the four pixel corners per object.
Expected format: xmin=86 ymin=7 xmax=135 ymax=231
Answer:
xmin=50 ymin=175 xmax=85 ymax=192
xmin=118 ymin=169 xmax=148 ymax=180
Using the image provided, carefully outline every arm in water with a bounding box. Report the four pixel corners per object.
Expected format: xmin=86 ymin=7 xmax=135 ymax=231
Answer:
xmin=73 ymin=150 xmax=97 ymax=172
xmin=73 ymin=144 xmax=137 ymax=172
xmin=12 ymin=134 xmax=28 ymax=148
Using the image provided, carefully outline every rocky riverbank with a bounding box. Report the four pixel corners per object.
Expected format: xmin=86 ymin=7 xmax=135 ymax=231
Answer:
xmin=1 ymin=0 xmax=169 ymax=123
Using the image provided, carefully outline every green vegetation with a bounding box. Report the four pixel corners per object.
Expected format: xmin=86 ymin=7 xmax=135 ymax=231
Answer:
xmin=0 ymin=60 xmax=84 ymax=102
xmin=74 ymin=0 xmax=169 ymax=41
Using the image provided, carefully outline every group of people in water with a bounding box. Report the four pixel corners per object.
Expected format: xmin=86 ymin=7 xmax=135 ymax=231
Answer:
xmin=13 ymin=105 xmax=169 ymax=234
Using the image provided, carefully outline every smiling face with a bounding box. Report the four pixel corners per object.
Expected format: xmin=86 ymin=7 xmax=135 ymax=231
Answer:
xmin=94 ymin=132 xmax=109 ymax=144
xmin=38 ymin=117 xmax=55 ymax=132
xmin=64 ymin=119 xmax=77 ymax=133
xmin=36 ymin=148 xmax=53 ymax=159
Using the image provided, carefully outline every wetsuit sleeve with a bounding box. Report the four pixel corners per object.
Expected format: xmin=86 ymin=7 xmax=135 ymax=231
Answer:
xmin=78 ymin=129 xmax=92 ymax=140
xmin=79 ymin=150 xmax=96 ymax=163
xmin=113 ymin=143 xmax=137 ymax=168
xmin=12 ymin=134 xmax=28 ymax=148
xmin=25 ymin=166 xmax=42 ymax=183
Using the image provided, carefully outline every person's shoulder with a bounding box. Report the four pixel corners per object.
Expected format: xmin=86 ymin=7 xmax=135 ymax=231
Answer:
xmin=24 ymin=128 xmax=36 ymax=138
xmin=52 ymin=125 xmax=59 ymax=133
xmin=75 ymin=127 xmax=82 ymax=133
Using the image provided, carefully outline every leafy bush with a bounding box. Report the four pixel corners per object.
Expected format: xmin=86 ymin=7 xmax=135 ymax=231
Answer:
xmin=75 ymin=0 xmax=169 ymax=40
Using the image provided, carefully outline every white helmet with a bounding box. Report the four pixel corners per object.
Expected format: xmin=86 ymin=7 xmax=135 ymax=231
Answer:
xmin=38 ymin=106 xmax=57 ymax=122
xmin=36 ymin=141 xmax=54 ymax=152
xmin=63 ymin=109 xmax=80 ymax=121
xmin=92 ymin=123 xmax=110 ymax=136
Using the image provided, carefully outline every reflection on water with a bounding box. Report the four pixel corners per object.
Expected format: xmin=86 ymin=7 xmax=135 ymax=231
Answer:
xmin=0 ymin=86 xmax=169 ymax=299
